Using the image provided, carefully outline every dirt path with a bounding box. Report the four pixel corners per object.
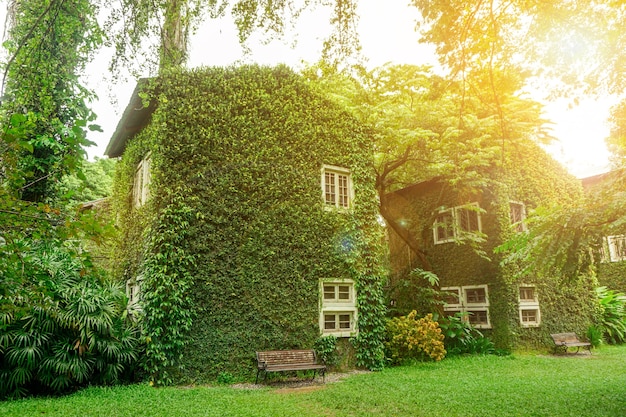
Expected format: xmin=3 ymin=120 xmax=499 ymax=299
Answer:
xmin=232 ymin=370 xmax=369 ymax=391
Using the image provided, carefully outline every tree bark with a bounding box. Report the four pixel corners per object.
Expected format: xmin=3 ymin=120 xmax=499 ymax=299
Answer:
xmin=160 ymin=0 xmax=188 ymax=71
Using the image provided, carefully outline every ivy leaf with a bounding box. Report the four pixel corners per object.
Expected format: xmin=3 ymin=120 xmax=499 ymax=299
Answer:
xmin=18 ymin=141 xmax=34 ymax=153
xmin=76 ymin=169 xmax=87 ymax=182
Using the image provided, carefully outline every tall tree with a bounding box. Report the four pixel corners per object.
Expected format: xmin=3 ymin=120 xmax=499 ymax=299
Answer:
xmin=607 ymin=101 xmax=626 ymax=165
xmin=412 ymin=0 xmax=626 ymax=97
xmin=58 ymin=157 xmax=117 ymax=206
xmin=411 ymin=1 xmax=626 ymax=279
xmin=106 ymin=0 xmax=362 ymax=73
xmin=305 ymin=63 xmax=551 ymax=271
xmin=1 ymin=0 xmax=102 ymax=202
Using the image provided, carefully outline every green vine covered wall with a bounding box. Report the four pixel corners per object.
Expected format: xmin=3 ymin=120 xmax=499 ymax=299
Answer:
xmin=386 ymin=141 xmax=596 ymax=350
xmin=597 ymin=262 xmax=626 ymax=293
xmin=111 ymin=65 xmax=386 ymax=383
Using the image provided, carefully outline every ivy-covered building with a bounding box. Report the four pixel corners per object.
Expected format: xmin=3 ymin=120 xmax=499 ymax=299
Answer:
xmin=582 ymin=170 xmax=626 ymax=292
xmin=386 ymin=142 xmax=597 ymax=350
xmin=105 ymin=65 xmax=386 ymax=383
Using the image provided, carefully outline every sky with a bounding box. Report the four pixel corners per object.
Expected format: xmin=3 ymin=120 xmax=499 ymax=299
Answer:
xmin=8 ymin=1 xmax=617 ymax=178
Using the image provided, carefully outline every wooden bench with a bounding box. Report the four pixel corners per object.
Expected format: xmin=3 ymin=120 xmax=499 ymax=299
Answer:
xmin=550 ymin=332 xmax=592 ymax=354
xmin=255 ymin=349 xmax=326 ymax=384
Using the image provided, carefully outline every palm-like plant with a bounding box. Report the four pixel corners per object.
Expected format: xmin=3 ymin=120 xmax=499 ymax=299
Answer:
xmin=0 ymin=240 xmax=141 ymax=399
xmin=595 ymin=286 xmax=626 ymax=344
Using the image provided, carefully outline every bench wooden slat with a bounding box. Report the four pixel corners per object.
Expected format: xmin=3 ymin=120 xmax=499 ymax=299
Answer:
xmin=256 ymin=349 xmax=326 ymax=384
xmin=264 ymin=364 xmax=326 ymax=372
xmin=550 ymin=332 xmax=591 ymax=354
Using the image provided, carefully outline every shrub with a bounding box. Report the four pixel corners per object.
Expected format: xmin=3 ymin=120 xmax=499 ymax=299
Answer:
xmin=216 ymin=372 xmax=235 ymax=385
xmin=0 ymin=240 xmax=141 ymax=399
xmin=586 ymin=325 xmax=604 ymax=348
xmin=314 ymin=335 xmax=339 ymax=366
xmin=437 ymin=312 xmax=496 ymax=355
xmin=385 ymin=311 xmax=446 ymax=364
xmin=595 ymin=286 xmax=626 ymax=344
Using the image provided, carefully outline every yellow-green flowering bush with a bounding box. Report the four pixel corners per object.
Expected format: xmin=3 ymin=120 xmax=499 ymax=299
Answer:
xmin=385 ymin=311 xmax=446 ymax=363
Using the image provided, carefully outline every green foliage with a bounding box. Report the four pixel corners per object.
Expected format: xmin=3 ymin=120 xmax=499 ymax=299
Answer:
xmin=386 ymin=268 xmax=443 ymax=318
xmin=305 ymin=63 xmax=559 ymax=272
xmin=496 ymin=204 xmax=598 ymax=281
xmin=216 ymin=372 xmax=235 ymax=385
xmin=437 ymin=312 xmax=493 ymax=355
xmin=141 ymin=191 xmax=197 ymax=386
xmin=384 ymin=311 xmax=446 ymax=363
xmin=0 ymin=0 xmax=139 ymax=400
xmin=5 ymin=347 xmax=626 ymax=416
xmin=412 ymin=1 xmax=626 ymax=98
xmin=586 ymin=325 xmax=604 ymax=348
xmin=314 ymin=336 xmax=338 ymax=367
xmin=111 ymin=66 xmax=386 ymax=381
xmin=106 ymin=0 xmax=361 ymax=74
xmin=0 ymin=240 xmax=141 ymax=399
xmin=58 ymin=158 xmax=117 ymax=207
xmin=1 ymin=0 xmax=102 ymax=202
xmin=595 ymin=286 xmax=626 ymax=344
xmin=607 ymin=101 xmax=626 ymax=163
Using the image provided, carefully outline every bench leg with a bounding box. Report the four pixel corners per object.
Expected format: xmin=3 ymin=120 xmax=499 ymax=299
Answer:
xmin=255 ymin=369 xmax=263 ymax=384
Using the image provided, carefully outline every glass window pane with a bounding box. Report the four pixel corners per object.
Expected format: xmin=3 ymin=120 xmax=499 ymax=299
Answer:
xmin=510 ymin=203 xmax=525 ymax=232
xmin=519 ymin=287 xmax=534 ymax=301
xmin=338 ymin=286 xmax=350 ymax=300
xmin=468 ymin=310 xmax=488 ymax=325
xmin=323 ymin=285 xmax=336 ymax=300
xmin=325 ymin=172 xmax=336 ymax=205
xmin=338 ymin=174 xmax=349 ymax=207
xmin=436 ymin=211 xmax=454 ymax=241
xmin=324 ymin=314 xmax=336 ymax=330
xmin=466 ymin=288 xmax=486 ymax=304
xmin=339 ymin=314 xmax=351 ymax=329
xmin=522 ymin=309 xmax=537 ymax=323
xmin=459 ymin=208 xmax=479 ymax=232
xmin=443 ymin=289 xmax=460 ymax=305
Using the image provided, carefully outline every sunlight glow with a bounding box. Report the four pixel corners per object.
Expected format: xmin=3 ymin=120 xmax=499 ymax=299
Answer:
xmin=7 ymin=1 xmax=605 ymax=179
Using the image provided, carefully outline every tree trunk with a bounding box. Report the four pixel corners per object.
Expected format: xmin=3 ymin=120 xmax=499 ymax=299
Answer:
xmin=160 ymin=0 xmax=188 ymax=71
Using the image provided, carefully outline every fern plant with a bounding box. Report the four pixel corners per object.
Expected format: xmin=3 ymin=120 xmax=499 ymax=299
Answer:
xmin=595 ymin=286 xmax=626 ymax=344
xmin=0 ymin=240 xmax=141 ymax=399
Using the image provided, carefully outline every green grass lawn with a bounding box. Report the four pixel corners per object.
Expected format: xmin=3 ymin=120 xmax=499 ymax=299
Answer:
xmin=3 ymin=345 xmax=626 ymax=417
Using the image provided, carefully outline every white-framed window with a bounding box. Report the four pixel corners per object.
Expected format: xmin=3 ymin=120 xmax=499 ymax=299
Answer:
xmin=518 ymin=285 xmax=541 ymax=327
xmin=441 ymin=284 xmax=491 ymax=329
xmin=433 ymin=203 xmax=482 ymax=244
xmin=509 ymin=202 xmax=527 ymax=232
xmin=133 ymin=152 xmax=151 ymax=207
xmin=434 ymin=209 xmax=455 ymax=243
xmin=322 ymin=165 xmax=353 ymax=209
xmin=126 ymin=275 xmax=144 ymax=313
xmin=606 ymin=235 xmax=626 ymax=262
xmin=319 ymin=279 xmax=357 ymax=337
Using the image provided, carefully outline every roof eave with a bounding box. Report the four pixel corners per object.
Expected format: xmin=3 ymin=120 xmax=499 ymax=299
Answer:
xmin=104 ymin=78 xmax=155 ymax=158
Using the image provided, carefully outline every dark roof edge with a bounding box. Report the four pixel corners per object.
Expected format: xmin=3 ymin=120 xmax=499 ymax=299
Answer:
xmin=386 ymin=176 xmax=444 ymax=199
xmin=104 ymin=78 xmax=154 ymax=158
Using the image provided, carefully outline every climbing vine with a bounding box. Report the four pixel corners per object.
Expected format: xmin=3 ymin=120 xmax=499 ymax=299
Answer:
xmin=141 ymin=190 xmax=196 ymax=386
xmin=111 ymin=65 xmax=386 ymax=382
xmin=386 ymin=139 xmax=595 ymax=350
